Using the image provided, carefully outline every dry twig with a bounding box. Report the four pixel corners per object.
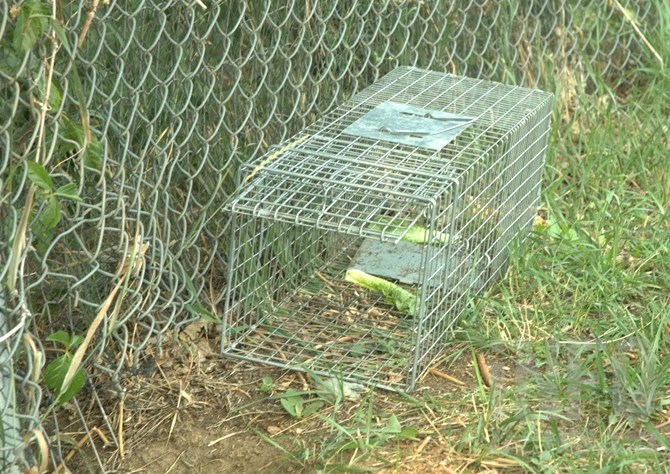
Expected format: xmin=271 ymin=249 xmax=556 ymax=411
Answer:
xmin=475 ymin=352 xmax=492 ymax=388
xmin=78 ymin=0 xmax=100 ymax=47
xmin=611 ymin=0 xmax=664 ymax=68
xmin=427 ymin=367 xmax=465 ymax=386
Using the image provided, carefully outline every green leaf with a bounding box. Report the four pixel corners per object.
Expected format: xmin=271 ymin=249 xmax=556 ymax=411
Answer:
xmin=45 ymin=354 xmax=86 ymax=404
xmin=63 ymin=121 xmax=103 ymax=171
xmin=36 ymin=76 xmax=63 ymax=111
xmin=385 ymin=414 xmax=402 ymax=434
xmin=58 ymin=368 xmax=85 ymax=404
xmin=12 ymin=0 xmax=49 ymax=53
xmin=258 ymin=376 xmax=274 ymax=393
xmin=26 ymin=161 xmax=53 ymax=191
xmin=300 ymin=401 xmax=324 ymax=418
xmin=32 ymin=193 xmax=61 ymax=253
xmin=279 ymin=389 xmax=304 ymax=418
xmin=280 ymin=397 xmax=299 ymax=418
xmin=369 ymin=216 xmax=457 ymax=245
xmin=48 ymin=82 xmax=63 ymax=110
xmin=67 ymin=59 xmax=95 ymax=172
xmin=546 ymin=222 xmax=579 ymax=242
xmin=49 ymin=18 xmax=72 ymax=57
xmin=69 ymin=334 xmax=84 ymax=349
xmin=46 ymin=331 xmax=84 ymax=351
xmin=276 ymin=389 xmax=325 ymax=419
xmin=184 ymin=303 xmax=211 ymax=323
xmin=183 ymin=271 xmax=198 ymax=295
xmin=54 ymin=182 xmax=83 ymax=202
xmin=345 ymin=268 xmax=417 ymax=315
xmin=350 ymin=341 xmax=369 ymax=355
xmin=83 ymin=136 xmax=103 ymax=171
xmin=39 ymin=195 xmax=61 ymax=231
xmin=398 ymin=427 xmax=419 ymax=440
xmin=185 ymin=300 xmax=221 ymax=324
xmin=183 ymin=272 xmax=222 ymax=323
xmin=0 ymin=49 xmax=21 ymax=77
xmin=546 ymin=222 xmax=562 ymax=239
xmin=644 ymin=421 xmax=670 ymax=451
xmin=46 ymin=330 xmax=72 ymax=348
xmin=381 ymin=415 xmax=418 ymax=440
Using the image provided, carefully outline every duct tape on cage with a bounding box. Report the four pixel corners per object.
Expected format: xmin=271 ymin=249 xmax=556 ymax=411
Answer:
xmin=343 ymin=102 xmax=474 ymax=151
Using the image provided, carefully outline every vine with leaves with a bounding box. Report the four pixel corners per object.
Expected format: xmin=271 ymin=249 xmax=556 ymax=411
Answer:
xmin=2 ymin=0 xmax=104 ymax=407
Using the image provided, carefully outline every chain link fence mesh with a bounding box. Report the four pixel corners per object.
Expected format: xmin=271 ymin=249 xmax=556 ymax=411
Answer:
xmin=0 ymin=0 xmax=663 ymax=470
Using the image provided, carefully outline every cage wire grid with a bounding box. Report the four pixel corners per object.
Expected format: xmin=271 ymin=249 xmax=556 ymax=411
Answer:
xmin=0 ymin=0 xmax=661 ymax=470
xmin=222 ymin=67 xmax=553 ymax=391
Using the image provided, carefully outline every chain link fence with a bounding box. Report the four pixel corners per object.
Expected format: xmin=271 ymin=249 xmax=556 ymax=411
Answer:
xmin=0 ymin=0 xmax=663 ymax=470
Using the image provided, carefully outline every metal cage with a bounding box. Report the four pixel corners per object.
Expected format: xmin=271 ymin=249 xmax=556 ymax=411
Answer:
xmin=222 ymin=67 xmax=553 ymax=391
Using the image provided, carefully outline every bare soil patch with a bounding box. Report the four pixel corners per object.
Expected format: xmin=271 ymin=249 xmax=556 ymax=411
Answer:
xmin=60 ymin=323 xmax=530 ymax=473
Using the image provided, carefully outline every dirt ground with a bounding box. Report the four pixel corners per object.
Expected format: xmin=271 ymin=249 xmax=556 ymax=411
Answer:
xmin=113 ymin=364 xmax=482 ymax=474
xmin=57 ymin=321 xmax=670 ymax=474
xmin=58 ymin=320 xmax=518 ymax=474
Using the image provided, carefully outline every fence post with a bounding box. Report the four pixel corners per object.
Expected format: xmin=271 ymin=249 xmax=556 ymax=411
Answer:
xmin=0 ymin=289 xmax=21 ymax=473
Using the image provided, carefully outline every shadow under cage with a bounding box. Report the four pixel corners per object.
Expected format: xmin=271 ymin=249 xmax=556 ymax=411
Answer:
xmin=222 ymin=66 xmax=553 ymax=391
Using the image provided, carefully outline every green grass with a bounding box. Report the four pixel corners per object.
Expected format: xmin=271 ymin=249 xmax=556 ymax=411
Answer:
xmin=443 ymin=80 xmax=670 ymax=471
xmin=451 ymin=79 xmax=670 ymax=471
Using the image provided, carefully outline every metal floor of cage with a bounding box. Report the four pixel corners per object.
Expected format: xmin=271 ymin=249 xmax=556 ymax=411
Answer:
xmin=221 ymin=239 xmax=425 ymax=390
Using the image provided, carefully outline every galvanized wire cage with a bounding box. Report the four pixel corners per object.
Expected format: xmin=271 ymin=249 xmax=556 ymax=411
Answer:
xmin=223 ymin=67 xmax=553 ymax=391
xmin=1 ymin=0 xmax=660 ymax=469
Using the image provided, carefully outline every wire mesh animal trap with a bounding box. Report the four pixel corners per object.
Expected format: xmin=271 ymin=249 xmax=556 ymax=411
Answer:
xmin=222 ymin=67 xmax=553 ymax=391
